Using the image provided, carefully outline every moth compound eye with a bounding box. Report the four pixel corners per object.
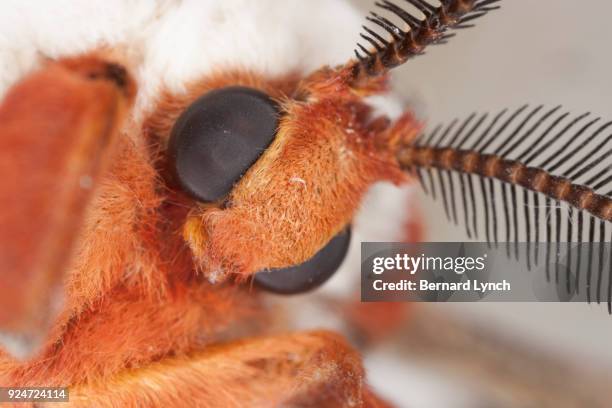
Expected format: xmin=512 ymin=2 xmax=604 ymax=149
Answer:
xmin=168 ymin=86 xmax=279 ymax=202
xmin=254 ymin=228 xmax=352 ymax=295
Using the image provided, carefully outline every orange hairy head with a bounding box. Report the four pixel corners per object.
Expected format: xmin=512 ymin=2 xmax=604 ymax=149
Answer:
xmin=148 ymin=67 xmax=421 ymax=282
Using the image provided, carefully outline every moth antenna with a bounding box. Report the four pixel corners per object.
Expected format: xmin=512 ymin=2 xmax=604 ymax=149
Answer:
xmin=349 ymin=0 xmax=501 ymax=83
xmin=400 ymin=106 xmax=612 ymax=308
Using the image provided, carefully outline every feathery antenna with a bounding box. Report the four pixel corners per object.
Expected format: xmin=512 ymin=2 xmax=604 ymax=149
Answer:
xmin=399 ymin=107 xmax=612 ymax=310
xmin=350 ymin=0 xmax=501 ymax=81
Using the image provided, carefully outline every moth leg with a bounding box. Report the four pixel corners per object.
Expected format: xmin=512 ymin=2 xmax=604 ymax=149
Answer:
xmin=62 ymin=331 xmax=384 ymax=408
xmin=0 ymin=56 xmax=135 ymax=356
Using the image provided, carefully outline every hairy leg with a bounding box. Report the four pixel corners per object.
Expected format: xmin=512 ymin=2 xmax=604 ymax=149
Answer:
xmin=56 ymin=331 xmax=376 ymax=408
xmin=0 ymin=56 xmax=135 ymax=353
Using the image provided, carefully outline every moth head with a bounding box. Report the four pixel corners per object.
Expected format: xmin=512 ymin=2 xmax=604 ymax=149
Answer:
xmin=150 ymin=0 xmax=500 ymax=286
xmin=148 ymin=68 xmax=417 ymax=286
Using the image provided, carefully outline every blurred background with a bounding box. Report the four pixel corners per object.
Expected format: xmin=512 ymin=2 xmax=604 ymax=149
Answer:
xmin=347 ymin=0 xmax=612 ymax=406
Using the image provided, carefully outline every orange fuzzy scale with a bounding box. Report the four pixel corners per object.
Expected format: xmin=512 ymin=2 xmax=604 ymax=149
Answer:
xmin=0 ymin=57 xmax=419 ymax=406
xmin=184 ymin=67 xmax=422 ymax=280
xmin=64 ymin=331 xmax=366 ymax=408
xmin=0 ymin=57 xmax=134 ymax=336
xmin=0 ymin=59 xmax=266 ymax=389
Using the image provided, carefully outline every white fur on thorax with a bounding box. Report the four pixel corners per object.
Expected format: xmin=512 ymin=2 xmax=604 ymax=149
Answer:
xmin=1 ymin=0 xmax=417 ymax=292
xmin=1 ymin=0 xmax=362 ymax=116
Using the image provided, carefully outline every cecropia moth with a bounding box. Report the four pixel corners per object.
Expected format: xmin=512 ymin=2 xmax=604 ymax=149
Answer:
xmin=0 ymin=0 xmax=610 ymax=407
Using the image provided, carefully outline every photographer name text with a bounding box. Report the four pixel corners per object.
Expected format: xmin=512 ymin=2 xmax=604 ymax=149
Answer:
xmin=372 ymin=279 xmax=511 ymax=292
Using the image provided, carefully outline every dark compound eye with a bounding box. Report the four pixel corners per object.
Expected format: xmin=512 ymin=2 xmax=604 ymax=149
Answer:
xmin=254 ymin=228 xmax=352 ymax=295
xmin=168 ymin=86 xmax=279 ymax=202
